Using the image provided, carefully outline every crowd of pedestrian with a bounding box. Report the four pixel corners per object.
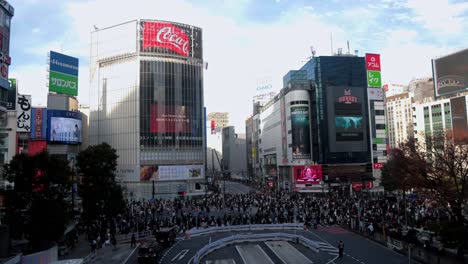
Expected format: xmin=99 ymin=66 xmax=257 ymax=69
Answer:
xmin=82 ymin=188 xmax=466 ymax=253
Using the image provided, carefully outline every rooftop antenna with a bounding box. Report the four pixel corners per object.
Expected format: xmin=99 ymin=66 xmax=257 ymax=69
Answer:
xmin=310 ymin=46 xmax=316 ymax=57
xmin=330 ymin=32 xmax=334 ymax=55
xmin=347 ymin=41 xmax=350 ymax=54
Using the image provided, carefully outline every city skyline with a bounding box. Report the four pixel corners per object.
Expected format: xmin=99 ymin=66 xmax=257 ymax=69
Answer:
xmin=8 ymin=0 xmax=468 ymax=131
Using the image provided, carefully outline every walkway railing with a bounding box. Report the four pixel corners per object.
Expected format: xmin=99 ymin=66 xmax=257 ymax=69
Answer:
xmin=191 ymin=232 xmax=320 ymax=264
xmin=187 ymin=223 xmax=303 ymax=238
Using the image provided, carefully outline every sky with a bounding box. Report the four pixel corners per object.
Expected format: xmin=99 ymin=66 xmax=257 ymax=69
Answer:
xmin=8 ymin=0 xmax=468 ymax=131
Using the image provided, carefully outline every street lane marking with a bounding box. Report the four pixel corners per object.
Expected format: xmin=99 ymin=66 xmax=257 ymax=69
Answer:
xmin=205 ymin=259 xmax=236 ymax=264
xmin=235 ymin=244 xmax=274 ymax=264
xmin=172 ymin=249 xmax=189 ymax=262
xmin=265 ymin=241 xmax=313 ymax=264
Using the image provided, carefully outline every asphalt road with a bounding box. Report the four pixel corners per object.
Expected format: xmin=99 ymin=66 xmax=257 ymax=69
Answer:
xmin=152 ymin=225 xmax=408 ymax=264
xmin=220 ymin=181 xmax=254 ymax=194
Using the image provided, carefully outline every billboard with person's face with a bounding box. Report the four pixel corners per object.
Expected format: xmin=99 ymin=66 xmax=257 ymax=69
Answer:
xmin=294 ymin=165 xmax=322 ymax=185
xmin=140 ymin=164 xmax=204 ymax=182
xmin=47 ymin=110 xmax=82 ymax=144
xmin=291 ymin=106 xmax=311 ymax=160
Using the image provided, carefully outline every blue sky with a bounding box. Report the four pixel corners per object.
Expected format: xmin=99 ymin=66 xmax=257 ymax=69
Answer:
xmin=7 ymin=0 xmax=468 ymax=130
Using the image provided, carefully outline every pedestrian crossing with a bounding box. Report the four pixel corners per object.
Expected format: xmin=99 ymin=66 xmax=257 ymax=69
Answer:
xmin=317 ymin=225 xmax=350 ymax=234
xmin=316 ymin=241 xmax=339 ymax=256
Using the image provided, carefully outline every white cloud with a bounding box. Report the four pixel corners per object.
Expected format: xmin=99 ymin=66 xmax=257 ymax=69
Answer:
xmin=405 ymin=0 xmax=468 ymax=35
xmin=380 ymin=29 xmax=450 ymax=84
xmin=10 ymin=0 xmax=465 ymax=132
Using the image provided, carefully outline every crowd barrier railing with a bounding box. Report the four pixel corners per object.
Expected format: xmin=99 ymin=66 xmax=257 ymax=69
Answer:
xmin=188 ymin=223 xmax=303 ymax=238
xmin=191 ymin=232 xmax=320 ymax=264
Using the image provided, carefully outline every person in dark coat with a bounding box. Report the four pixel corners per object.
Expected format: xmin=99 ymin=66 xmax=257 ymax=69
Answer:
xmin=338 ymin=240 xmax=344 ymax=258
xmin=131 ymin=234 xmax=136 ymax=247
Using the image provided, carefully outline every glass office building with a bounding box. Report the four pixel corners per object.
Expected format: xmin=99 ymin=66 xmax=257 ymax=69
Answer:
xmin=90 ymin=20 xmax=205 ymax=200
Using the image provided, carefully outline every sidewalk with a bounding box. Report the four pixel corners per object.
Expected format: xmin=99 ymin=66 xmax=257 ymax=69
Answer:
xmin=340 ymin=224 xmax=465 ymax=264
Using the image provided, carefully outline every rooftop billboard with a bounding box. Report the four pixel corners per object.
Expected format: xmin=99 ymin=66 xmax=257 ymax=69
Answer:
xmin=433 ymin=48 xmax=468 ymax=98
xmin=140 ymin=20 xmax=202 ymax=59
xmin=49 ymin=51 xmax=79 ymax=96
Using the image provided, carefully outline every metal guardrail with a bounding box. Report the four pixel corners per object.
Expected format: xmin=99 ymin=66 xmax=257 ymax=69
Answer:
xmin=188 ymin=223 xmax=303 ymax=238
xmin=191 ymin=232 xmax=320 ymax=264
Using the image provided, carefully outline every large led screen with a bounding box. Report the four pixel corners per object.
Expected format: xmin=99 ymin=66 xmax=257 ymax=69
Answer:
xmin=140 ymin=20 xmax=202 ymax=59
xmin=47 ymin=110 xmax=82 ymax=144
xmin=150 ymin=104 xmax=191 ymax=133
xmin=335 ymin=116 xmax=364 ymax=141
xmin=294 ymin=165 xmax=322 ymax=185
xmin=433 ymin=48 xmax=468 ymax=97
xmin=326 ymin=86 xmax=368 ymax=153
xmin=291 ymin=106 xmax=311 ymax=160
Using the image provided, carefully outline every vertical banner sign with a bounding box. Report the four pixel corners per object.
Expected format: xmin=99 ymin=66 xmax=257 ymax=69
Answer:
xmin=291 ymin=106 xmax=311 ymax=159
xmin=365 ymin=53 xmax=381 ymax=71
xmin=367 ymin=71 xmax=382 ymax=88
xmin=16 ymin=94 xmax=31 ymax=132
xmin=366 ymin=53 xmax=386 ymax=173
xmin=49 ymin=51 xmax=79 ymax=96
xmin=7 ymin=78 xmax=16 ymax=110
xmin=280 ymin=96 xmax=288 ymax=163
xmin=211 ymin=119 xmax=215 ymax=134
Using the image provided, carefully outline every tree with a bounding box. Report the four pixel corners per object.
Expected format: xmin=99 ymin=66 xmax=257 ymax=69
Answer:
xmin=77 ymin=143 xmax=126 ymax=224
xmin=384 ymin=134 xmax=468 ymax=253
xmin=2 ymin=151 xmax=72 ymax=251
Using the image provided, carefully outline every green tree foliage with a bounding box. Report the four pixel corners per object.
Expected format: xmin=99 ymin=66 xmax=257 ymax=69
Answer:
xmin=1 ymin=151 xmax=71 ymax=251
xmin=77 ymin=143 xmax=126 ymax=223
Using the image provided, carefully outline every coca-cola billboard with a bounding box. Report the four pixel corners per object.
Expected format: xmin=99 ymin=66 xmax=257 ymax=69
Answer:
xmin=141 ymin=20 xmax=202 ymax=59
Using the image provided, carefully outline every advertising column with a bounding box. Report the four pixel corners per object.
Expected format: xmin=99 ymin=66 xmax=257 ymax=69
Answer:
xmin=365 ymin=53 xmax=387 ymax=186
xmin=291 ymin=106 xmax=311 ymax=160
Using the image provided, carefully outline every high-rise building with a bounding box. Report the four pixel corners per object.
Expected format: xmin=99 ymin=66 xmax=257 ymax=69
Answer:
xmin=248 ymin=55 xmax=375 ymax=192
xmin=222 ymin=126 xmax=247 ymax=179
xmin=90 ymin=20 xmax=205 ymax=200
xmin=407 ymin=78 xmax=434 ymax=104
xmin=207 ymin=112 xmax=229 ymax=134
xmin=386 ymin=92 xmax=414 ymax=148
xmin=0 ymin=1 xmax=13 ymax=166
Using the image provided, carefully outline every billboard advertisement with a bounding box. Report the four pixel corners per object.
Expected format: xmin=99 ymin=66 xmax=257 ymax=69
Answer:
xmin=140 ymin=164 xmax=204 ymax=181
xmin=294 ymin=165 xmax=322 ymax=185
xmin=367 ymin=88 xmax=384 ymax=100
xmin=335 ymin=116 xmax=364 ymax=141
xmin=291 ymin=106 xmax=311 ymax=159
xmin=47 ymin=110 xmax=82 ymax=144
xmin=49 ymin=51 xmax=79 ymax=96
xmin=365 ymin=54 xmax=381 ymax=71
xmin=16 ymin=94 xmax=31 ymax=132
xmin=140 ymin=20 xmax=202 ymax=59
xmin=150 ymin=104 xmax=191 ymax=133
xmin=327 ymin=86 xmax=368 ymax=152
xmin=450 ymin=96 xmax=468 ymax=142
xmin=367 ymin=70 xmax=382 ymax=88
xmin=6 ymin=78 xmax=16 ymax=110
xmin=28 ymin=140 xmax=47 ymax=156
xmin=433 ymin=49 xmax=468 ymax=97
xmin=30 ymin=108 xmax=48 ymax=140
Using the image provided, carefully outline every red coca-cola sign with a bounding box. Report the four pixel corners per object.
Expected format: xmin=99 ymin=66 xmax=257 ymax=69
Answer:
xmin=142 ymin=21 xmax=190 ymax=57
